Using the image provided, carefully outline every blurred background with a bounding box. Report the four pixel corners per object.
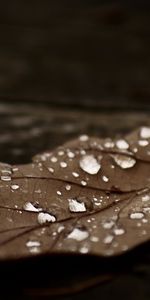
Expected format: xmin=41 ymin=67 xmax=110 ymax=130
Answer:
xmin=0 ymin=0 xmax=150 ymax=164
xmin=0 ymin=0 xmax=150 ymax=110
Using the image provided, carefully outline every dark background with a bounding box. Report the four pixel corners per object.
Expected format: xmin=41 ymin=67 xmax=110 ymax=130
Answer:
xmin=0 ymin=0 xmax=150 ymax=110
xmin=0 ymin=1 xmax=150 ymax=300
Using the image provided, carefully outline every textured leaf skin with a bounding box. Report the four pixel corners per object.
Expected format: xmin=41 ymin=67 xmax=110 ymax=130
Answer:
xmin=0 ymin=127 xmax=150 ymax=260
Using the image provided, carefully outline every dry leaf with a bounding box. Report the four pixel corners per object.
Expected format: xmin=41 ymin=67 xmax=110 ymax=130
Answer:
xmin=0 ymin=127 xmax=150 ymax=260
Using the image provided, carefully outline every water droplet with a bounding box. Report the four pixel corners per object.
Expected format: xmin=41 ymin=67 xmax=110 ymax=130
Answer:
xmin=79 ymin=246 xmax=89 ymax=254
xmin=116 ymin=139 xmax=129 ymax=150
xmin=57 ymin=225 xmax=65 ymax=233
xmin=94 ymin=202 xmax=101 ymax=206
xmin=11 ymin=184 xmax=19 ymax=190
xmin=102 ymin=175 xmax=109 ymax=182
xmin=48 ymin=167 xmax=54 ymax=173
xmin=142 ymin=218 xmax=148 ymax=223
xmin=68 ymin=199 xmax=86 ymax=212
xmin=143 ymin=207 xmax=150 ymax=212
xmin=111 ymin=165 xmax=115 ymax=169
xmin=57 ymin=191 xmax=62 ymax=196
xmin=65 ymin=184 xmax=71 ymax=191
xmin=80 ymin=150 xmax=86 ymax=155
xmin=67 ymin=151 xmax=75 ymax=158
xmin=133 ymin=147 xmax=138 ymax=153
xmin=138 ymin=140 xmax=149 ymax=147
xmin=112 ymin=154 xmax=136 ymax=169
xmin=60 ymin=162 xmax=67 ymax=168
xmin=58 ymin=150 xmax=64 ymax=156
xmin=142 ymin=195 xmax=150 ymax=202
xmin=103 ymin=235 xmax=114 ymax=244
xmin=79 ymin=135 xmax=89 ymax=142
xmin=140 ymin=127 xmax=150 ymax=139
xmin=79 ymin=155 xmax=101 ymax=175
xmin=104 ymin=140 xmax=114 ymax=148
xmin=26 ymin=240 xmax=41 ymax=254
xmin=12 ymin=167 xmax=19 ymax=172
xmin=67 ymin=228 xmax=89 ymax=241
xmin=37 ymin=212 xmax=56 ymax=224
xmin=1 ymin=176 xmax=11 ymax=181
xmin=51 ymin=156 xmax=58 ymax=163
xmin=72 ymin=172 xmax=79 ymax=178
xmin=1 ymin=169 xmax=12 ymax=175
xmin=81 ymin=180 xmax=87 ymax=186
xmin=23 ymin=202 xmax=42 ymax=212
xmin=26 ymin=240 xmax=41 ymax=247
xmin=90 ymin=236 xmax=99 ymax=242
xmin=102 ymin=220 xmax=114 ymax=229
xmin=113 ymin=228 xmax=125 ymax=235
xmin=52 ymin=232 xmax=57 ymax=236
xmin=130 ymin=212 xmax=144 ymax=220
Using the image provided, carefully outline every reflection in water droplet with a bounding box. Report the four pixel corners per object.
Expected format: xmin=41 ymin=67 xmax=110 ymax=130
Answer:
xmin=58 ymin=150 xmax=64 ymax=156
xmin=60 ymin=162 xmax=67 ymax=168
xmin=67 ymin=151 xmax=75 ymax=158
xmin=103 ymin=235 xmax=114 ymax=244
xmin=11 ymin=184 xmax=19 ymax=190
xmin=81 ymin=180 xmax=87 ymax=186
xmin=104 ymin=140 xmax=114 ymax=148
xmin=68 ymin=199 xmax=86 ymax=212
xmin=57 ymin=225 xmax=65 ymax=233
xmin=72 ymin=172 xmax=79 ymax=178
xmin=26 ymin=241 xmax=41 ymax=247
xmin=79 ymin=135 xmax=89 ymax=142
xmin=113 ymin=228 xmax=125 ymax=235
xmin=116 ymin=139 xmax=129 ymax=150
xmin=23 ymin=202 xmax=42 ymax=212
xmin=102 ymin=175 xmax=109 ymax=182
xmin=1 ymin=176 xmax=11 ymax=181
xmin=79 ymin=246 xmax=89 ymax=254
xmin=90 ymin=236 xmax=99 ymax=242
xmin=102 ymin=220 xmax=115 ymax=229
xmin=67 ymin=228 xmax=89 ymax=241
xmin=57 ymin=191 xmax=62 ymax=196
xmin=26 ymin=240 xmax=41 ymax=254
xmin=138 ymin=140 xmax=149 ymax=147
xmin=140 ymin=127 xmax=150 ymax=139
xmin=142 ymin=195 xmax=150 ymax=202
xmin=130 ymin=212 xmax=144 ymax=220
xmin=65 ymin=184 xmax=71 ymax=191
xmin=142 ymin=218 xmax=148 ymax=223
xmin=48 ymin=167 xmax=54 ymax=173
xmin=112 ymin=154 xmax=136 ymax=169
xmin=38 ymin=212 xmax=56 ymax=224
xmin=79 ymin=155 xmax=101 ymax=175
xmin=51 ymin=156 xmax=58 ymax=163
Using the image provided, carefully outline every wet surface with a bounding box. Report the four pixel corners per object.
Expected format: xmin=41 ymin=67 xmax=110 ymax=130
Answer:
xmin=0 ymin=101 xmax=149 ymax=299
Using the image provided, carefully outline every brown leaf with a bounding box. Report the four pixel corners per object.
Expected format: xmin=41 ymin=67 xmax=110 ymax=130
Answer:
xmin=0 ymin=127 xmax=150 ymax=260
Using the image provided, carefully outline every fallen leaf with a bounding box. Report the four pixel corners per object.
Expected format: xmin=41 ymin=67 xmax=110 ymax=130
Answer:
xmin=0 ymin=127 xmax=150 ymax=260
